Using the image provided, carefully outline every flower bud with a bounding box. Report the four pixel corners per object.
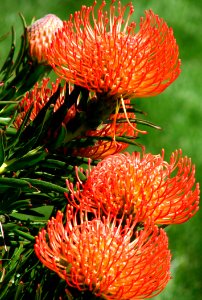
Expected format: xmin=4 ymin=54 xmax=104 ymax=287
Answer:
xmin=27 ymin=14 xmax=63 ymax=63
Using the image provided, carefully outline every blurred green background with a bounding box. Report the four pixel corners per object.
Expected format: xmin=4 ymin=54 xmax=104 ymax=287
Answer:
xmin=0 ymin=0 xmax=201 ymax=299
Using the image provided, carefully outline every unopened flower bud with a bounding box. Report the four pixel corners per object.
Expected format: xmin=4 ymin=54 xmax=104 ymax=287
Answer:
xmin=27 ymin=14 xmax=63 ymax=63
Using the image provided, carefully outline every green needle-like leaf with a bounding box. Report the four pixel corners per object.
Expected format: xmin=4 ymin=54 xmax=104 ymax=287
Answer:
xmin=0 ymin=129 xmax=5 ymax=165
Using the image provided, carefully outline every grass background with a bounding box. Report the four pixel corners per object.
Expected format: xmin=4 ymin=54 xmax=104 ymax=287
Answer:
xmin=0 ymin=0 xmax=201 ymax=299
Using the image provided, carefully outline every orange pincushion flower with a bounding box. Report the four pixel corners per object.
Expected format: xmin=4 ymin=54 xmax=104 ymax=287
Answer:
xmin=35 ymin=206 xmax=171 ymax=299
xmin=47 ymin=1 xmax=180 ymax=98
xmin=27 ymin=14 xmax=63 ymax=63
xmin=14 ymin=78 xmax=138 ymax=158
xmin=67 ymin=150 xmax=200 ymax=225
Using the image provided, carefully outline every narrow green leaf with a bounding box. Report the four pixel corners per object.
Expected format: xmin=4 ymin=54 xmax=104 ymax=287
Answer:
xmin=2 ymin=243 xmax=24 ymax=277
xmin=0 ymin=187 xmax=21 ymax=213
xmin=0 ymin=86 xmax=17 ymax=101
xmin=0 ymin=117 xmax=11 ymax=125
xmin=14 ymin=281 xmax=24 ymax=300
xmin=6 ymin=199 xmax=31 ymax=210
xmin=0 ymin=129 xmax=5 ymax=165
xmin=1 ymin=246 xmax=33 ymax=298
xmin=12 ymin=229 xmax=35 ymax=241
xmin=11 ymin=13 xmax=28 ymax=74
xmin=113 ymin=135 xmax=142 ymax=147
xmin=5 ymin=127 xmax=16 ymax=136
xmin=2 ymin=222 xmax=20 ymax=231
xmin=0 ymin=177 xmax=37 ymax=192
xmin=0 ymin=100 xmax=19 ymax=104
xmin=0 ymin=27 xmax=15 ymax=79
xmin=5 ymin=148 xmax=47 ymax=172
xmin=128 ymin=118 xmax=161 ymax=130
xmin=40 ymin=158 xmax=67 ymax=169
xmin=20 ymin=84 xmax=61 ymax=142
xmin=15 ymin=64 xmax=52 ymax=97
xmin=50 ymin=124 xmax=67 ymax=149
xmin=21 ymin=178 xmax=68 ymax=194
xmin=35 ymin=284 xmax=43 ymax=300
xmin=5 ymin=103 xmax=34 ymax=152
xmin=10 ymin=205 xmax=54 ymax=222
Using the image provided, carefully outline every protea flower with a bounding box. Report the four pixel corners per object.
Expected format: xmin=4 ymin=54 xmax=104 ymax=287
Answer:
xmin=67 ymin=150 xmax=200 ymax=225
xmin=14 ymin=78 xmax=139 ymax=158
xmin=46 ymin=1 xmax=180 ymax=99
xmin=27 ymin=14 xmax=63 ymax=63
xmin=35 ymin=206 xmax=171 ymax=299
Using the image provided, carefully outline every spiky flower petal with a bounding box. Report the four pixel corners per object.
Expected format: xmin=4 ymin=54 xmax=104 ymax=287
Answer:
xmin=35 ymin=206 xmax=171 ymax=299
xmin=67 ymin=150 xmax=199 ymax=224
xmin=47 ymin=1 xmax=180 ymax=98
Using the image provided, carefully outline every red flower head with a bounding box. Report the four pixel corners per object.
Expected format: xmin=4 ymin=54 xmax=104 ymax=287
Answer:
xmin=67 ymin=150 xmax=200 ymax=225
xmin=35 ymin=206 xmax=171 ymax=299
xmin=27 ymin=14 xmax=63 ymax=63
xmin=47 ymin=1 xmax=180 ymax=99
xmin=14 ymin=78 xmax=139 ymax=158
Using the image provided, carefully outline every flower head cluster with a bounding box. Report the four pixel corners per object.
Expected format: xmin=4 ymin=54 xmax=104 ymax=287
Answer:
xmin=35 ymin=206 xmax=171 ymax=299
xmin=32 ymin=2 xmax=198 ymax=299
xmin=27 ymin=14 xmax=63 ymax=63
xmin=46 ymin=1 xmax=180 ymax=99
xmin=67 ymin=150 xmax=199 ymax=224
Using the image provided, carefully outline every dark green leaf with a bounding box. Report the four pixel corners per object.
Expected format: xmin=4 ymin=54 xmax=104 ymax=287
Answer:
xmin=0 ymin=129 xmax=6 ymax=165
xmin=10 ymin=205 xmax=54 ymax=222
xmin=0 ymin=177 xmax=37 ymax=192
xmin=6 ymin=199 xmax=31 ymax=210
xmin=12 ymin=229 xmax=35 ymax=241
xmin=49 ymin=124 xmax=67 ymax=149
xmin=5 ymin=148 xmax=47 ymax=172
xmin=21 ymin=178 xmax=68 ymax=194
xmin=0 ymin=27 xmax=15 ymax=80
xmin=5 ymin=103 xmax=34 ymax=152
xmin=15 ymin=64 xmax=52 ymax=98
